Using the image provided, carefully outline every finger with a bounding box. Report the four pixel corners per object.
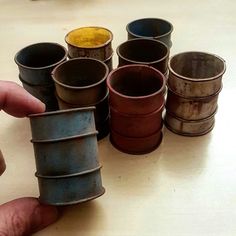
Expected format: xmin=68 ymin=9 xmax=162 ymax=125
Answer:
xmin=0 ymin=197 xmax=59 ymax=235
xmin=0 ymin=81 xmax=45 ymax=117
xmin=0 ymin=150 xmax=6 ymax=176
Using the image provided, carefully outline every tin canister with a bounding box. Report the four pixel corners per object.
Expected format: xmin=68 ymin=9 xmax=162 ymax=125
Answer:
xmin=52 ymin=58 xmax=109 ymax=105
xmin=15 ymin=42 xmax=68 ymax=85
xmin=167 ymin=51 xmax=226 ymax=98
xmin=29 ymin=107 xmax=96 ymax=141
xmin=164 ymin=110 xmax=215 ymax=136
xmin=36 ymin=166 xmax=105 ymax=206
xmin=107 ymin=64 xmax=166 ymax=115
xmin=165 ymin=87 xmax=221 ymax=120
xmin=32 ymin=132 xmax=99 ymax=176
xmin=126 ymin=18 xmax=173 ymax=48
xmin=110 ymin=102 xmax=164 ymax=138
xmin=65 ymin=26 xmax=113 ymax=60
xmin=117 ymin=38 xmax=169 ymax=74
xmin=110 ymin=128 xmax=163 ymax=155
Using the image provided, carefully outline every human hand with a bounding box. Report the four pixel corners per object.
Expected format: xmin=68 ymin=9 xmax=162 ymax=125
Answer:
xmin=0 ymin=81 xmax=59 ymax=236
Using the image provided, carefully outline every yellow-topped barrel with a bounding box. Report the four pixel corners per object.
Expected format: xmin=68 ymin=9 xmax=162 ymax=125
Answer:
xmin=65 ymin=26 xmax=113 ymax=61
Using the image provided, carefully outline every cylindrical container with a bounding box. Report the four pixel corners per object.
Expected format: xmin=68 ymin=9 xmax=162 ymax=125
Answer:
xmin=96 ymin=115 xmax=110 ymax=140
xmin=52 ymin=58 xmax=109 ymax=105
xmin=110 ymin=129 xmax=163 ymax=155
xmin=19 ymin=76 xmax=59 ymax=111
xmin=164 ymin=110 xmax=216 ymax=136
xmin=126 ymin=18 xmax=173 ymax=48
xmin=65 ymin=26 xmax=113 ymax=60
xmin=167 ymin=51 xmax=226 ymax=97
xmin=29 ymin=107 xmax=96 ymax=141
xmin=110 ymin=102 xmax=164 ymax=137
xmin=165 ymin=87 xmax=221 ymax=120
xmin=107 ymin=64 xmax=165 ymax=154
xmin=107 ymin=64 xmax=165 ymax=115
xmin=36 ymin=166 xmax=105 ymax=206
xmin=15 ymin=42 xmax=68 ymax=85
xmin=117 ymin=38 xmax=169 ymax=74
xmin=29 ymin=108 xmax=105 ymax=205
xmin=32 ymin=132 xmax=99 ymax=176
xmin=165 ymin=51 xmax=226 ymax=136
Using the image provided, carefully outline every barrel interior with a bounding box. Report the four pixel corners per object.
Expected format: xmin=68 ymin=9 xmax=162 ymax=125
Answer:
xmin=170 ymin=52 xmax=225 ymax=79
xmin=66 ymin=27 xmax=112 ymax=48
xmin=109 ymin=67 xmax=163 ymax=97
xmin=128 ymin=18 xmax=172 ymax=37
xmin=118 ymin=39 xmax=168 ymax=62
xmin=54 ymin=59 xmax=107 ymax=87
xmin=16 ymin=43 xmax=66 ymax=68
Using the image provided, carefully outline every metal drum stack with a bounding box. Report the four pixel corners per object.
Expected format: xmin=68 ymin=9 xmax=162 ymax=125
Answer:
xmin=165 ymin=51 xmax=226 ymax=136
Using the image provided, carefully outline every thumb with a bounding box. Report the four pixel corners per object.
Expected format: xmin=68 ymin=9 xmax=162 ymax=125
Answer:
xmin=0 ymin=197 xmax=59 ymax=236
xmin=0 ymin=150 xmax=6 ymax=176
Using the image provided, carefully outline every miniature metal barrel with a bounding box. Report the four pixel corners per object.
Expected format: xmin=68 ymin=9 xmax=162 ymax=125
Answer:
xmin=15 ymin=42 xmax=68 ymax=85
xmin=19 ymin=76 xmax=59 ymax=111
xmin=110 ymin=102 xmax=164 ymax=138
xmin=165 ymin=110 xmax=216 ymax=136
xmin=36 ymin=166 xmax=105 ymax=206
xmin=107 ymin=64 xmax=166 ymax=115
xmin=165 ymin=87 xmax=221 ymax=120
xmin=167 ymin=51 xmax=226 ymax=98
xmin=107 ymin=64 xmax=165 ymax=154
xmin=117 ymin=38 xmax=169 ymax=74
xmin=65 ymin=26 xmax=113 ymax=61
xmin=165 ymin=51 xmax=226 ymax=136
xmin=52 ymin=58 xmax=109 ymax=105
xmin=29 ymin=107 xmax=96 ymax=141
xmin=126 ymin=18 xmax=173 ymax=48
xmin=29 ymin=108 xmax=105 ymax=205
xmin=32 ymin=132 xmax=99 ymax=176
xmin=110 ymin=129 xmax=163 ymax=155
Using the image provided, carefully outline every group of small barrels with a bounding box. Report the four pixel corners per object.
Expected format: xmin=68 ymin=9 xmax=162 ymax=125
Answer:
xmin=14 ymin=18 xmax=226 ymax=205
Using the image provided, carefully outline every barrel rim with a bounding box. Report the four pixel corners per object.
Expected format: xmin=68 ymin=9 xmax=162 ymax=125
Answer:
xmin=107 ymin=64 xmax=166 ymax=100
xmin=168 ymin=51 xmax=226 ymax=82
xmin=65 ymin=26 xmax=113 ymax=49
xmin=14 ymin=42 xmax=68 ymax=70
xmin=116 ymin=38 xmax=169 ymax=65
xmin=51 ymin=58 xmax=109 ymax=90
xmin=126 ymin=17 xmax=173 ymax=39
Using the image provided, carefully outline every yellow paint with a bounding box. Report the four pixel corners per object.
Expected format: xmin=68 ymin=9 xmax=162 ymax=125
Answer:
xmin=66 ymin=27 xmax=112 ymax=48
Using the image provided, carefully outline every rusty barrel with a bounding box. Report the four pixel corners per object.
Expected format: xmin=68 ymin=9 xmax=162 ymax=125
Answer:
xmin=29 ymin=107 xmax=105 ymax=205
xmin=52 ymin=58 xmax=110 ymax=140
xmin=117 ymin=38 xmax=169 ymax=75
xmin=65 ymin=26 xmax=113 ymax=71
xmin=107 ymin=64 xmax=166 ymax=154
xmin=14 ymin=42 xmax=67 ymax=111
xmin=165 ymin=51 xmax=226 ymax=136
xmin=126 ymin=18 xmax=173 ymax=48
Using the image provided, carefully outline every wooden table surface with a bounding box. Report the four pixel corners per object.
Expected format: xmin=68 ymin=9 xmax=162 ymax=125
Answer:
xmin=0 ymin=0 xmax=236 ymax=235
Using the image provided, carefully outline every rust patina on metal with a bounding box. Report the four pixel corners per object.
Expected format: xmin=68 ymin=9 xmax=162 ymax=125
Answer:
xmin=107 ymin=64 xmax=166 ymax=154
xmin=29 ymin=108 xmax=105 ymax=205
xmin=165 ymin=51 xmax=226 ymax=136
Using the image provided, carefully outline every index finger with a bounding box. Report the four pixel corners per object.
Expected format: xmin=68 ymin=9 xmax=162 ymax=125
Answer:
xmin=0 ymin=81 xmax=45 ymax=117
